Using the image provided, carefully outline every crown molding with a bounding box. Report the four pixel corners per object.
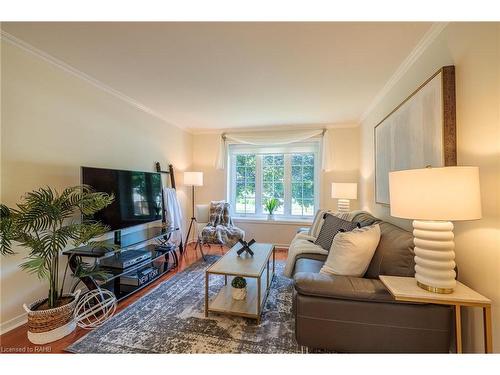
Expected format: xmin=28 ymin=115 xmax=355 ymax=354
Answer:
xmin=188 ymin=122 xmax=359 ymax=135
xmin=359 ymin=22 xmax=448 ymax=123
xmin=0 ymin=30 xmax=193 ymax=134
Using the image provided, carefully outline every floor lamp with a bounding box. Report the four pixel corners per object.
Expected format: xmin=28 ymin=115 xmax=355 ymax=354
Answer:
xmin=184 ymin=171 xmax=204 ymax=250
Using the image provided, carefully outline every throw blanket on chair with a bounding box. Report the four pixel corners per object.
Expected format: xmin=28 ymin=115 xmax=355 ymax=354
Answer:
xmin=200 ymin=201 xmax=245 ymax=248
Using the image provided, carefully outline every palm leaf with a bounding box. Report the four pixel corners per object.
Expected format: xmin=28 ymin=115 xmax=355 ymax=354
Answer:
xmin=72 ymin=260 xmax=108 ymax=281
xmin=20 ymin=255 xmax=49 ymax=279
xmin=14 ymin=187 xmax=56 ymax=232
xmin=0 ymin=204 xmax=16 ymax=255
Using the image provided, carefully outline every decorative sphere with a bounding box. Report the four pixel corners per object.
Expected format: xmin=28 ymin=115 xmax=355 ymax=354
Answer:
xmin=74 ymin=289 xmax=117 ymax=330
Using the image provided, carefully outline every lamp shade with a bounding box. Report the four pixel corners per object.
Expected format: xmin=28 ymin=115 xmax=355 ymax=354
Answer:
xmin=331 ymin=183 xmax=357 ymax=200
xmin=389 ymin=166 xmax=481 ymax=221
xmin=184 ymin=171 xmax=203 ymax=186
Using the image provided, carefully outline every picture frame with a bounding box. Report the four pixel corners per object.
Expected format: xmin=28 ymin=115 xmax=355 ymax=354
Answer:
xmin=374 ymin=65 xmax=457 ymax=205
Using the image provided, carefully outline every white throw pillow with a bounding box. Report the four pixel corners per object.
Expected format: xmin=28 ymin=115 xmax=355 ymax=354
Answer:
xmin=320 ymin=224 xmax=381 ymax=277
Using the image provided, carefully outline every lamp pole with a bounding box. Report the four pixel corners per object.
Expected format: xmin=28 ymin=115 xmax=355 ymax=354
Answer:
xmin=183 ymin=171 xmax=206 ymax=261
xmin=184 ymin=185 xmax=197 ymax=248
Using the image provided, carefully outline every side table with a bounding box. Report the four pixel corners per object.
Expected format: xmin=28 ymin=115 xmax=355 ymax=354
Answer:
xmin=380 ymin=275 xmax=492 ymax=353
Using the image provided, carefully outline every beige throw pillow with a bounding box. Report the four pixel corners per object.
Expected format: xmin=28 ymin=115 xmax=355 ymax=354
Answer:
xmin=320 ymin=224 xmax=381 ymax=277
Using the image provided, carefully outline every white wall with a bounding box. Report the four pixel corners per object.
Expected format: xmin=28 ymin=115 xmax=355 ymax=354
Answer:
xmin=359 ymin=23 xmax=500 ymax=353
xmin=191 ymin=127 xmax=360 ymax=245
xmin=0 ymin=40 xmax=193 ymax=332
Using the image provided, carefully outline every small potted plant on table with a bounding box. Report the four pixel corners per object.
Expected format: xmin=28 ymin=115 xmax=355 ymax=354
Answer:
xmin=231 ymin=276 xmax=247 ymax=300
xmin=264 ymin=198 xmax=280 ymax=221
xmin=0 ymin=185 xmax=113 ymax=344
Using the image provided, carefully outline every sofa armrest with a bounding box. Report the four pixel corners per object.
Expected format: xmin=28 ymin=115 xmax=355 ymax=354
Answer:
xmin=293 ymin=272 xmax=394 ymax=303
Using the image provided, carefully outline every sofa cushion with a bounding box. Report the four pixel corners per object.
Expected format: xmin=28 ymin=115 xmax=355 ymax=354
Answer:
xmin=294 ymin=258 xmax=324 ymax=274
xmin=295 ymin=253 xmax=328 ymax=264
xmin=352 ymin=212 xmax=415 ymax=279
xmin=352 ymin=211 xmax=383 ymax=227
xmin=294 ymin=272 xmax=394 ymax=303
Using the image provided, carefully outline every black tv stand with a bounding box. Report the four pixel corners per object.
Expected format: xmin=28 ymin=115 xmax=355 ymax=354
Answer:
xmin=63 ymin=226 xmax=181 ymax=301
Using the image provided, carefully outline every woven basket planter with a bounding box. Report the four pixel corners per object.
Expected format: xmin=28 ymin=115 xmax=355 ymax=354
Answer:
xmin=23 ymin=289 xmax=81 ymax=344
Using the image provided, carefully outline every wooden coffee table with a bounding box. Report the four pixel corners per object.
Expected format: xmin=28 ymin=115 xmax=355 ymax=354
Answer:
xmin=205 ymin=242 xmax=275 ymax=324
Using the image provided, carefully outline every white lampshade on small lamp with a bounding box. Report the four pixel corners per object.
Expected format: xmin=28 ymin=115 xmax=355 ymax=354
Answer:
xmin=331 ymin=183 xmax=357 ymax=212
xmin=183 ymin=171 xmax=204 ymax=247
xmin=389 ymin=166 xmax=481 ymax=294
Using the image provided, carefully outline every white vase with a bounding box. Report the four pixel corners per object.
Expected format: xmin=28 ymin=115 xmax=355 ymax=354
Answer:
xmin=231 ymin=287 xmax=247 ymax=300
xmin=267 ymin=214 xmax=275 ymax=221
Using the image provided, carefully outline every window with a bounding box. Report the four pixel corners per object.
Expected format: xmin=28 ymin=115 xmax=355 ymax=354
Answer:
xmin=262 ymin=154 xmax=284 ymax=215
xmin=228 ymin=142 xmax=319 ymax=219
xmin=235 ymin=154 xmax=256 ymax=214
xmin=291 ymin=154 xmax=315 ymax=216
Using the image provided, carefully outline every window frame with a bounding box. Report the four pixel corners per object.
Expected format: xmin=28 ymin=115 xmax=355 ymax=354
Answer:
xmin=227 ymin=141 xmax=320 ymax=220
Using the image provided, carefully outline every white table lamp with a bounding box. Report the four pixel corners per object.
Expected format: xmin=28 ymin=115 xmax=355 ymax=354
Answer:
xmin=331 ymin=182 xmax=357 ymax=212
xmin=389 ymin=166 xmax=481 ymax=293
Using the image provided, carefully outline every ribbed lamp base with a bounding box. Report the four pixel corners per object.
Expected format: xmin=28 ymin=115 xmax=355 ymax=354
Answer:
xmin=413 ymin=220 xmax=456 ymax=294
xmin=337 ymin=199 xmax=350 ymax=212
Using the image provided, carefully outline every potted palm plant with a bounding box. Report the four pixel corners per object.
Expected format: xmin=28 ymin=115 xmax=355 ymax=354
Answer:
xmin=0 ymin=185 xmax=113 ymax=344
xmin=264 ymin=198 xmax=280 ymax=220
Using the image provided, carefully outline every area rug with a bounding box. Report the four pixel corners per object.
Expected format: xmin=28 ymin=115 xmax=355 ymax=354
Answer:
xmin=66 ymin=256 xmax=301 ymax=353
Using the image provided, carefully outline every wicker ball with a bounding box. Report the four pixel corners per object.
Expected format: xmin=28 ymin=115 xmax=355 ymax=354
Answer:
xmin=74 ymin=289 xmax=117 ymax=330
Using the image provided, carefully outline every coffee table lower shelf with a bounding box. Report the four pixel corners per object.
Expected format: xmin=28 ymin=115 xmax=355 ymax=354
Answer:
xmin=208 ymin=277 xmax=271 ymax=321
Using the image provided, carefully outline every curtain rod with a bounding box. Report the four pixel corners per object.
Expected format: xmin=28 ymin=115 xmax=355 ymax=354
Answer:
xmin=221 ymin=128 xmax=327 ymax=140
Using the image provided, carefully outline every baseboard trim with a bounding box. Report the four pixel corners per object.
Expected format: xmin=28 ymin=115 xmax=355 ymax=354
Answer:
xmin=0 ymin=312 xmax=27 ymax=335
xmin=273 ymin=243 xmax=290 ymax=249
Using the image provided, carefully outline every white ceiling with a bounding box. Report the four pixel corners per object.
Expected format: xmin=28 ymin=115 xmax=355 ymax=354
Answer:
xmin=2 ymin=22 xmax=433 ymax=132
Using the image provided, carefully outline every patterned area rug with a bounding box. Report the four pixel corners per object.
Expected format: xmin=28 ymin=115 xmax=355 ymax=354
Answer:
xmin=67 ymin=256 xmax=301 ymax=353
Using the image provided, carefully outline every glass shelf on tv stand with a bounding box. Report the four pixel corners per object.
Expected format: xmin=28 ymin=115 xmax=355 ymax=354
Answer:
xmin=96 ymin=243 xmax=176 ymax=276
xmin=94 ymin=244 xmax=177 ymax=300
xmin=63 ymin=225 xmax=181 ymax=301
xmin=63 ymin=226 xmax=180 ymax=258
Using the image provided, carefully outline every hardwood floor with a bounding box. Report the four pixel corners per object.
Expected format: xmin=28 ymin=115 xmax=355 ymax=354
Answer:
xmin=0 ymin=243 xmax=288 ymax=354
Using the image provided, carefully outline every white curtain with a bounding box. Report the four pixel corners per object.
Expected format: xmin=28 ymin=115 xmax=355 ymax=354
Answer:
xmin=215 ymin=129 xmax=333 ymax=171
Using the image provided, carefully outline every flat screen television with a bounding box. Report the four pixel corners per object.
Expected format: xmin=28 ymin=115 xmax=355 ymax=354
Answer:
xmin=81 ymin=166 xmax=163 ymax=231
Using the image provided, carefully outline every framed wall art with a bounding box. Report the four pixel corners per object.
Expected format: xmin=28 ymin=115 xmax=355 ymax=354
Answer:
xmin=374 ymin=65 xmax=457 ymax=205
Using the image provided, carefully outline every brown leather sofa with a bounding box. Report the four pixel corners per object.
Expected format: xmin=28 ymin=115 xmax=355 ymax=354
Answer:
xmin=292 ymin=211 xmax=453 ymax=353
